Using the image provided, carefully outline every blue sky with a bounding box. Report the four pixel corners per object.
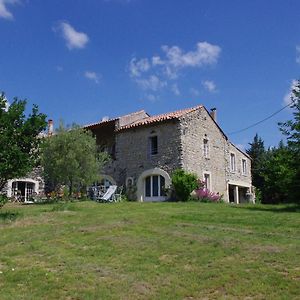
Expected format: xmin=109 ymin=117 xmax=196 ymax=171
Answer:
xmin=1 ymin=0 xmax=300 ymax=149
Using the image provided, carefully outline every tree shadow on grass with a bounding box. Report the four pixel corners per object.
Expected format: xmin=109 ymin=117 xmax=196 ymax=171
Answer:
xmin=0 ymin=211 xmax=21 ymax=222
xmin=232 ymin=204 xmax=300 ymax=213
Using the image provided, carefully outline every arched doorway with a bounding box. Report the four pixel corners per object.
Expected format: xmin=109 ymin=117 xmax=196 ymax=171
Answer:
xmin=137 ymin=168 xmax=171 ymax=202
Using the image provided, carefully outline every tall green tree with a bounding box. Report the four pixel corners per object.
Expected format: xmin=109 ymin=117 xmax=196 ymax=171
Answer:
xmin=279 ymin=80 xmax=300 ymax=202
xmin=246 ymin=133 xmax=266 ymax=197
xmin=41 ymin=123 xmax=108 ymax=196
xmin=0 ymin=92 xmax=47 ymax=191
xmin=261 ymin=142 xmax=295 ymax=203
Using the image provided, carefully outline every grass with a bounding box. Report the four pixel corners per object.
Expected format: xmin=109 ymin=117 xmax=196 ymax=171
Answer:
xmin=0 ymin=201 xmax=299 ymax=299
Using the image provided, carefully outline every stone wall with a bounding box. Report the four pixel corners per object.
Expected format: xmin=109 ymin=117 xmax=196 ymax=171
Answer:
xmin=179 ymin=107 xmax=252 ymax=201
xmin=226 ymin=142 xmax=252 ymax=186
xmin=179 ymin=107 xmax=228 ymax=197
xmin=106 ymin=120 xmax=182 ymax=187
xmin=89 ymin=106 xmax=252 ymax=202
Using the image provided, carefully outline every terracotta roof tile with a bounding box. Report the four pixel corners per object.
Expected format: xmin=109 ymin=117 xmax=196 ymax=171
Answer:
xmin=118 ymin=105 xmax=203 ymax=130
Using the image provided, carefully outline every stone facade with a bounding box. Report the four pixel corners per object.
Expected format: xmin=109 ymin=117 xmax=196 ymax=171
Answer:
xmin=2 ymin=105 xmax=253 ymax=203
xmin=87 ymin=105 xmax=253 ymax=203
xmin=179 ymin=107 xmax=252 ymax=202
xmin=114 ymin=121 xmax=182 ymax=183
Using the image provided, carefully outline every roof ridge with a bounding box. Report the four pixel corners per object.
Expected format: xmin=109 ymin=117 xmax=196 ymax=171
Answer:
xmin=119 ymin=109 xmax=148 ymax=119
xmin=84 ymin=109 xmax=148 ymax=129
xmin=118 ymin=104 xmax=203 ymax=130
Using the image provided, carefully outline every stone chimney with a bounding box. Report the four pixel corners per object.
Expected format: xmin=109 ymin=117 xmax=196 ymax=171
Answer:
xmin=48 ymin=119 xmax=54 ymax=136
xmin=210 ymin=108 xmax=217 ymax=122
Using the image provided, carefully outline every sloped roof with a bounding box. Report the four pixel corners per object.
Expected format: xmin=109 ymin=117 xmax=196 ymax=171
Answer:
xmin=84 ymin=117 xmax=117 ymax=129
xmin=229 ymin=141 xmax=251 ymax=159
xmin=118 ymin=105 xmax=203 ymax=130
xmin=84 ymin=110 xmax=148 ymax=129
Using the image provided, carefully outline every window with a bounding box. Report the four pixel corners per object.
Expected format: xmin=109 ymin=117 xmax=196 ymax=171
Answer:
xmin=242 ymin=159 xmax=247 ymax=175
xmin=12 ymin=181 xmax=35 ymax=202
xmin=149 ymin=136 xmax=158 ymax=155
xmin=145 ymin=175 xmax=165 ymax=198
xmin=230 ymin=153 xmax=236 ymax=172
xmin=203 ymin=173 xmax=211 ymax=190
xmin=203 ymin=139 xmax=209 ymax=158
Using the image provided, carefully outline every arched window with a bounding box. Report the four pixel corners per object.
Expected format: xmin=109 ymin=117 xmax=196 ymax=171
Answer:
xmin=137 ymin=168 xmax=171 ymax=202
xmin=145 ymin=175 xmax=166 ymax=199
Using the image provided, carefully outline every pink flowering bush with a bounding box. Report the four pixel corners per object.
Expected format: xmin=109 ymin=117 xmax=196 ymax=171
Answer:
xmin=194 ymin=188 xmax=222 ymax=202
xmin=192 ymin=179 xmax=222 ymax=202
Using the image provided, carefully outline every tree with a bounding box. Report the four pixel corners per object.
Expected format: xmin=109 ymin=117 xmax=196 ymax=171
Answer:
xmin=171 ymin=169 xmax=198 ymax=201
xmin=279 ymin=80 xmax=300 ymax=202
xmin=0 ymin=92 xmax=47 ymax=191
xmin=246 ymin=133 xmax=266 ymax=197
xmin=261 ymin=142 xmax=295 ymax=203
xmin=41 ymin=123 xmax=108 ymax=196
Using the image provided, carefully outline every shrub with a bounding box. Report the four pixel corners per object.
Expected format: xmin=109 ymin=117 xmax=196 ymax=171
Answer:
xmin=193 ymin=188 xmax=222 ymax=203
xmin=0 ymin=194 xmax=8 ymax=209
xmin=254 ymin=188 xmax=262 ymax=204
xmin=125 ymin=185 xmax=137 ymax=201
xmin=171 ymin=169 xmax=198 ymax=202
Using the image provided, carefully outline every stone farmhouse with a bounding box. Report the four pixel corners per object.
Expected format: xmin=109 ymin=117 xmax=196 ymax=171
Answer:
xmin=3 ymin=104 xmax=253 ymax=203
xmin=85 ymin=105 xmax=253 ymax=203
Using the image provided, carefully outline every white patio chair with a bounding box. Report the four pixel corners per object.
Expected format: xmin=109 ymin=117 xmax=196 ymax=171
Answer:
xmin=99 ymin=185 xmax=118 ymax=203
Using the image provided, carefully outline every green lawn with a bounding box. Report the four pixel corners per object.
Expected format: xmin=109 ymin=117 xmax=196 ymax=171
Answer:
xmin=0 ymin=201 xmax=300 ymax=299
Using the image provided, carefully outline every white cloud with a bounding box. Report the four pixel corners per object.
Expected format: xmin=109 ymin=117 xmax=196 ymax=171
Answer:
xmin=162 ymin=42 xmax=220 ymax=68
xmin=202 ymin=80 xmax=216 ymax=92
xmin=129 ymin=41 xmax=221 ymax=95
xmin=130 ymin=41 xmax=221 ymax=79
xmin=136 ymin=75 xmax=167 ymax=91
xmin=84 ymin=71 xmax=100 ymax=84
xmin=0 ymin=0 xmax=19 ymax=20
xmin=190 ymin=88 xmax=200 ymax=97
xmin=129 ymin=58 xmax=150 ymax=77
xmin=296 ymin=46 xmax=300 ymax=64
xmin=56 ymin=22 xmax=89 ymax=50
xmin=283 ymin=79 xmax=299 ymax=107
xmin=129 ymin=41 xmax=221 ymax=100
xmin=152 ymin=56 xmax=164 ymax=66
xmin=160 ymin=42 xmax=221 ymax=79
xmin=171 ymin=83 xmax=180 ymax=96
